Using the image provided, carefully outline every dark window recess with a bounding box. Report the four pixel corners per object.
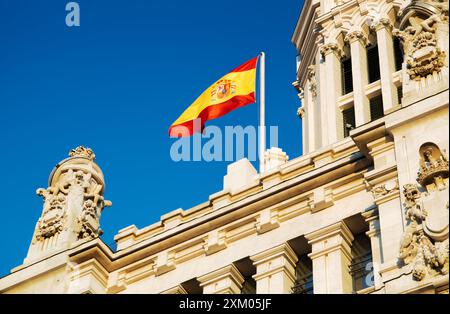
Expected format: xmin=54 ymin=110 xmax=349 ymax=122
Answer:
xmin=370 ymin=95 xmax=384 ymax=121
xmin=341 ymin=58 xmax=353 ymax=95
xmin=393 ymin=37 xmax=404 ymax=71
xmin=343 ymin=107 xmax=356 ymax=137
xmin=397 ymin=86 xmax=403 ymax=104
xmin=367 ymin=45 xmax=381 ymax=83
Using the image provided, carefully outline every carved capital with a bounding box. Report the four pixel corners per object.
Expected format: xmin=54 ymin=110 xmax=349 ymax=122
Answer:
xmin=344 ymin=31 xmax=368 ymax=46
xmin=370 ymin=18 xmax=393 ymax=32
xmin=320 ymin=43 xmax=343 ymax=59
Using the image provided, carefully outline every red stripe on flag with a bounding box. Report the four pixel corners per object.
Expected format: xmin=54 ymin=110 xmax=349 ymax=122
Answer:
xmin=169 ymin=92 xmax=255 ymax=137
xmin=230 ymin=56 xmax=258 ymax=73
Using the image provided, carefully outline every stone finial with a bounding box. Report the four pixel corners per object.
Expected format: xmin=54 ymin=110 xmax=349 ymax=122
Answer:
xmin=26 ymin=146 xmax=110 ymax=264
xmin=69 ymin=146 xmax=96 ymax=161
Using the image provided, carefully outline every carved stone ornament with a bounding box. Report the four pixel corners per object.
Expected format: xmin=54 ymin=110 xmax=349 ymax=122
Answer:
xmin=319 ymin=43 xmax=343 ymax=59
xmin=77 ymin=199 xmax=103 ymax=240
xmin=399 ymin=143 xmax=449 ymax=281
xmin=34 ymin=148 xmax=112 ymax=243
xmin=417 ymin=143 xmax=449 ymax=189
xmin=35 ymin=191 xmax=67 ymax=242
xmin=394 ymin=1 xmax=448 ymax=80
xmin=297 ymin=106 xmax=305 ymax=119
xmin=370 ymin=179 xmax=399 ymax=199
xmin=69 ymin=146 xmax=96 ymax=161
xmin=306 ymin=65 xmax=317 ymax=98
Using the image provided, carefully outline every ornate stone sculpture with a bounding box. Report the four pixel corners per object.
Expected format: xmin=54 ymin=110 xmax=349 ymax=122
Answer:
xmin=31 ymin=147 xmax=111 ymax=251
xmin=417 ymin=143 xmax=449 ymax=189
xmin=394 ymin=1 xmax=448 ymax=80
xmin=399 ymin=143 xmax=449 ymax=281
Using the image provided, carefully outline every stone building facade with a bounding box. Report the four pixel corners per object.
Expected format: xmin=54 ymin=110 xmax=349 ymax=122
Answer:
xmin=0 ymin=0 xmax=448 ymax=294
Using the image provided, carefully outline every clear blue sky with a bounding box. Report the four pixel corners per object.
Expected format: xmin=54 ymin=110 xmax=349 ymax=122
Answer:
xmin=0 ymin=0 xmax=304 ymax=276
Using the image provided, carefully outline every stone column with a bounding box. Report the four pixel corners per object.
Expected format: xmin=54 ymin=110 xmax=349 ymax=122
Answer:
xmin=345 ymin=31 xmax=371 ymax=126
xmin=372 ymin=18 xmax=399 ymax=113
xmin=198 ymin=264 xmax=245 ymax=294
xmin=320 ymin=43 xmax=344 ymax=144
xmin=361 ymin=207 xmax=383 ymax=289
xmin=306 ymin=222 xmax=354 ymax=294
xmin=251 ymin=243 xmax=298 ymax=294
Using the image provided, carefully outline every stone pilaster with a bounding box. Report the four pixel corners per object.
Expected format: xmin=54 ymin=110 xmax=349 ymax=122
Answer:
xmin=198 ymin=264 xmax=245 ymax=294
xmin=365 ymin=136 xmax=402 ymax=267
xmin=306 ymin=222 xmax=354 ymax=294
xmin=251 ymin=243 xmax=298 ymax=294
xmin=371 ymin=18 xmax=399 ymax=113
xmin=345 ymin=31 xmax=371 ymax=126
xmin=320 ymin=43 xmax=344 ymax=143
xmin=361 ymin=207 xmax=383 ymax=289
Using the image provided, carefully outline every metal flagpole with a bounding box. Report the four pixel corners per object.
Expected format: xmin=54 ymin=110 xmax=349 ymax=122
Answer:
xmin=259 ymin=52 xmax=266 ymax=173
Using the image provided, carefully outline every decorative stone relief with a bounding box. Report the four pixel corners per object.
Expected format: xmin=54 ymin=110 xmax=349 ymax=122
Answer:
xmin=399 ymin=143 xmax=449 ymax=281
xmin=394 ymin=1 xmax=448 ymax=80
xmin=306 ymin=65 xmax=317 ymax=98
xmin=35 ymin=191 xmax=67 ymax=242
xmin=370 ymin=179 xmax=399 ymax=200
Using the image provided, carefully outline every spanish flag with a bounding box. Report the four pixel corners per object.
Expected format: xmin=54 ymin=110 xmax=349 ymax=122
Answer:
xmin=169 ymin=56 xmax=258 ymax=137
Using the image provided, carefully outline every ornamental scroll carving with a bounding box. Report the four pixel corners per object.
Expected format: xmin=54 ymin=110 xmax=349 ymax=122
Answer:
xmin=34 ymin=147 xmax=111 ymax=243
xmin=399 ymin=143 xmax=449 ymax=281
xmin=394 ymin=0 xmax=449 ymax=81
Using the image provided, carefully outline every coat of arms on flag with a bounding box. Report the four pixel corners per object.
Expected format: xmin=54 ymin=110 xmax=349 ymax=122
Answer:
xmin=211 ymin=79 xmax=236 ymax=102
